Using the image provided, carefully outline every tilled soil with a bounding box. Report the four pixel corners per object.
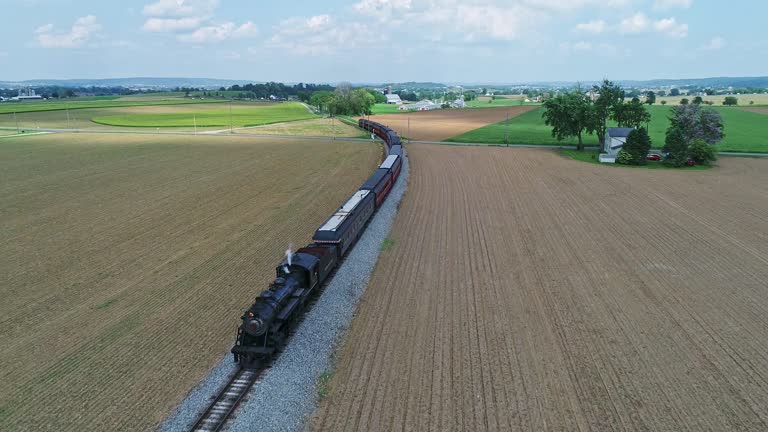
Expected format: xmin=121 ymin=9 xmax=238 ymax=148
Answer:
xmin=363 ymin=106 xmax=535 ymax=141
xmin=0 ymin=133 xmax=380 ymax=431
xmin=311 ymin=146 xmax=768 ymax=431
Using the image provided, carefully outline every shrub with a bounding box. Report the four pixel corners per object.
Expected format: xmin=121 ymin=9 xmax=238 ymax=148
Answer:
xmin=661 ymin=100 xmax=667 ymax=105
xmin=680 ymin=98 xmax=689 ymax=105
xmin=663 ymin=127 xmax=689 ymax=167
xmin=616 ymin=148 xmax=635 ymax=165
xmin=688 ymin=139 xmax=717 ymax=166
xmin=622 ymin=128 xmax=652 ymax=165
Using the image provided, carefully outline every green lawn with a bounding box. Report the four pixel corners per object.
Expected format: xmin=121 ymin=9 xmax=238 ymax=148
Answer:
xmin=0 ymin=98 xmax=226 ymax=115
xmin=465 ymin=99 xmax=540 ymax=108
xmin=448 ymin=105 xmax=768 ymax=153
xmin=371 ymin=104 xmax=403 ymax=114
xmin=91 ymin=102 xmax=317 ymax=128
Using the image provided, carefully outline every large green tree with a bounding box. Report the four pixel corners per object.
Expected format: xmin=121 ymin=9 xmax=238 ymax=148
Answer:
xmin=591 ymin=79 xmax=625 ymax=148
xmin=645 ymin=91 xmax=656 ymax=105
xmin=612 ymin=97 xmax=651 ymax=129
xmin=542 ymin=90 xmax=594 ymax=151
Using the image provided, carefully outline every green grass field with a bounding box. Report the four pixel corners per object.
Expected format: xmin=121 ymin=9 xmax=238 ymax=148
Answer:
xmin=0 ymin=98 xmax=226 ymax=115
xmin=91 ymin=102 xmax=316 ymax=127
xmin=372 ymin=104 xmax=403 ymax=114
xmin=448 ymin=105 xmax=768 ymax=153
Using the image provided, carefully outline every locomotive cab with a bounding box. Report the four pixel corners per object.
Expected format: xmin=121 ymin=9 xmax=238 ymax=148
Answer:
xmin=277 ymin=252 xmax=320 ymax=289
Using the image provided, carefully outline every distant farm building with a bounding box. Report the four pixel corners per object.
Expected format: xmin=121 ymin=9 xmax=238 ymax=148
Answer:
xmin=599 ymin=127 xmax=635 ymax=163
xmin=385 ymin=94 xmax=402 ymax=104
xmin=451 ymin=97 xmax=466 ymax=108
xmin=11 ymin=88 xmax=43 ymax=101
xmin=398 ymin=99 xmax=441 ymax=111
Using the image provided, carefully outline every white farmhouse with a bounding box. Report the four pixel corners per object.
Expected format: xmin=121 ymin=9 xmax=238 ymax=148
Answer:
xmin=599 ymin=127 xmax=634 ymax=163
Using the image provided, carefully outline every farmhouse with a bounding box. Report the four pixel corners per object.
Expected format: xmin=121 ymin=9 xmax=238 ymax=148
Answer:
xmin=599 ymin=127 xmax=634 ymax=163
xmin=451 ymin=97 xmax=466 ymax=108
xmin=385 ymin=94 xmax=402 ymax=104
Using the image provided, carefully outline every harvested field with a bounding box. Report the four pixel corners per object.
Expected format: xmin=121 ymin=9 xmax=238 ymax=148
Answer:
xmin=740 ymin=106 xmax=768 ymax=115
xmin=312 ymin=145 xmax=768 ymax=431
xmin=0 ymin=133 xmax=380 ymax=431
xmin=363 ymin=106 xmax=535 ymax=141
xmin=235 ymin=118 xmax=363 ymax=137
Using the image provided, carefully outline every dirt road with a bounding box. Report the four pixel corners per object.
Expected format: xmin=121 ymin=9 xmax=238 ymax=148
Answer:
xmin=364 ymin=106 xmax=535 ymax=141
xmin=312 ymin=146 xmax=768 ymax=431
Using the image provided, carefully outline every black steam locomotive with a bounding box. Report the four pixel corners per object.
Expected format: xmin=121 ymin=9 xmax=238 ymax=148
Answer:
xmin=231 ymin=119 xmax=403 ymax=368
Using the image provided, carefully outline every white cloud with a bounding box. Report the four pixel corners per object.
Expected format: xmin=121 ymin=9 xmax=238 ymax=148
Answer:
xmin=143 ymin=0 xmax=219 ymax=18
xmin=351 ymin=0 xmax=631 ymax=42
xmin=575 ymin=20 xmax=606 ymax=34
xmin=177 ymin=21 xmax=257 ymax=43
xmin=142 ymin=0 xmax=219 ymax=33
xmin=617 ymin=13 xmax=687 ymax=37
xmin=524 ymin=0 xmax=631 ymax=11
xmin=143 ymin=17 xmax=204 ymax=32
xmin=353 ymin=0 xmax=412 ymax=21
xmin=35 ymin=15 xmax=101 ymax=48
xmin=653 ymin=0 xmax=693 ymax=10
xmin=573 ymin=41 xmax=592 ymax=50
xmin=267 ymin=14 xmax=380 ymax=56
xmin=654 ymin=17 xmax=688 ymax=38
xmin=701 ymin=36 xmax=726 ymax=50
xmin=620 ymin=12 xmax=650 ymax=33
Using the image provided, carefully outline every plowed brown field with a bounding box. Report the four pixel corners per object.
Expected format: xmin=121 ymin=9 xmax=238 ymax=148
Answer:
xmin=312 ymin=146 xmax=768 ymax=431
xmin=364 ymin=106 xmax=535 ymax=141
xmin=0 ymin=133 xmax=380 ymax=431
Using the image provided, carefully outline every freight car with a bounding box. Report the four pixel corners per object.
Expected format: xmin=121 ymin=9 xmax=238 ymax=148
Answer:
xmin=232 ymin=120 xmax=404 ymax=368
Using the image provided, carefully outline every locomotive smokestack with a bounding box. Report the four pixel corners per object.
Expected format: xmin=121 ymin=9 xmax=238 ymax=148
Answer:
xmin=286 ymin=244 xmax=293 ymax=267
xmin=282 ymin=244 xmax=293 ymax=274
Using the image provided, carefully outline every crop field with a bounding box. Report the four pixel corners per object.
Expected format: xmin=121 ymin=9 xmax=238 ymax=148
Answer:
xmin=0 ymin=97 xmax=224 ymax=114
xmin=468 ymin=95 xmax=538 ymax=108
xmin=0 ymin=102 xmax=314 ymax=132
xmin=91 ymin=102 xmax=315 ymax=128
xmin=449 ymin=105 xmax=768 ymax=153
xmin=364 ymin=106 xmax=536 ymax=141
xmin=234 ymin=118 xmax=364 ymax=137
xmin=0 ymin=133 xmax=380 ymax=431
xmin=656 ymin=93 xmax=768 ymax=106
xmin=311 ymin=145 xmax=768 ymax=431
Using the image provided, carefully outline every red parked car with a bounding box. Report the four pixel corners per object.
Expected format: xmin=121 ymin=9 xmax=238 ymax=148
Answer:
xmin=646 ymin=154 xmax=662 ymax=161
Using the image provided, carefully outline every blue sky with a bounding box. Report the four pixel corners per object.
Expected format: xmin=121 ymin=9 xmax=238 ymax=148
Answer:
xmin=1 ymin=0 xmax=766 ymax=83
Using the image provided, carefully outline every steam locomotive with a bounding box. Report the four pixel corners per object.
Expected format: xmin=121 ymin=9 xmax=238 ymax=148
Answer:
xmin=231 ymin=119 xmax=403 ymax=368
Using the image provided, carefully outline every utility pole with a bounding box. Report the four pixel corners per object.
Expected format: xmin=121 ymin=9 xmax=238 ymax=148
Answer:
xmin=229 ymin=99 xmax=233 ymax=133
xmin=408 ymin=116 xmax=411 ymax=143
xmin=505 ymin=110 xmax=510 ymax=146
xmin=13 ymin=112 xmax=19 ymax=134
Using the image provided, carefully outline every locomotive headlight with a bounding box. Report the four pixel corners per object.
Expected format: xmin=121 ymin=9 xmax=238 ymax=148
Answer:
xmin=245 ymin=317 xmax=266 ymax=336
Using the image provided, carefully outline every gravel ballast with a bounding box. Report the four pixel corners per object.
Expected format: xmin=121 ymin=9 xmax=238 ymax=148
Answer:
xmin=160 ymin=149 xmax=409 ymax=432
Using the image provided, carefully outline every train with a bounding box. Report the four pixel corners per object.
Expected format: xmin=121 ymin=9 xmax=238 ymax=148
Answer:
xmin=231 ymin=119 xmax=404 ymax=368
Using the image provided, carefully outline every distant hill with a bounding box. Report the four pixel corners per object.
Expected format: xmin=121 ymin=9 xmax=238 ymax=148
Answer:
xmin=0 ymin=77 xmax=254 ymax=89
xmin=1 ymin=76 xmax=767 ymax=90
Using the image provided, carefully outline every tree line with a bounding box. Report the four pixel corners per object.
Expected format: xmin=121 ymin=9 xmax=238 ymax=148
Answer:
xmin=543 ymin=79 xmax=724 ymax=167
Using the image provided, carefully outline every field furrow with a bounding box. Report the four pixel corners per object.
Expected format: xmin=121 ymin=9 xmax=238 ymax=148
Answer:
xmin=311 ymin=145 xmax=768 ymax=431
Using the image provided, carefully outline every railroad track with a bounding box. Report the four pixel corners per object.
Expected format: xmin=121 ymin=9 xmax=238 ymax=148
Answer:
xmin=189 ymin=368 xmax=261 ymax=432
